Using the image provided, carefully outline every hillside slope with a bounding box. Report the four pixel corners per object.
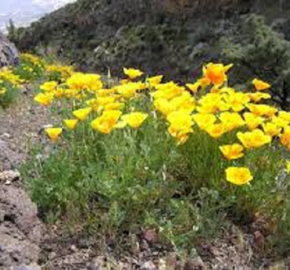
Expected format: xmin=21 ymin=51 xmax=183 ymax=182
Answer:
xmin=12 ymin=0 xmax=290 ymax=106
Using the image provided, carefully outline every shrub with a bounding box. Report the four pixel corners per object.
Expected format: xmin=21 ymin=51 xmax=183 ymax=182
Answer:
xmin=222 ymin=15 xmax=290 ymax=110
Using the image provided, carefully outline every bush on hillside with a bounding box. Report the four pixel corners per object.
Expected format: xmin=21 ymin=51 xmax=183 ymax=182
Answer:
xmin=222 ymin=15 xmax=290 ymax=109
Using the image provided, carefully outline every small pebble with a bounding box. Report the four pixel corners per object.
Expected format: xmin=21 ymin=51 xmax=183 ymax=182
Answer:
xmin=0 ymin=170 xmax=20 ymax=182
xmin=13 ymin=264 xmax=41 ymax=270
xmin=70 ymin=244 xmax=77 ymax=252
xmin=140 ymin=261 xmax=157 ymax=270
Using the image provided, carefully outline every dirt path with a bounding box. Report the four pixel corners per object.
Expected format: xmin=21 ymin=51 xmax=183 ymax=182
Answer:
xmin=0 ymin=86 xmax=53 ymax=269
xmin=0 ymin=85 xmax=56 ymax=171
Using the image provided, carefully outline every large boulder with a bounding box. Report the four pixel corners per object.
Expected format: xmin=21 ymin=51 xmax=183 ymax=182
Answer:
xmin=0 ymin=183 xmax=44 ymax=268
xmin=0 ymin=31 xmax=19 ymax=68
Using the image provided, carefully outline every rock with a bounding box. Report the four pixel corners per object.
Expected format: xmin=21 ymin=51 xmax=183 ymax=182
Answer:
xmin=87 ymin=261 xmax=100 ymax=270
xmin=1 ymin=133 xmax=11 ymax=139
xmin=158 ymin=259 xmax=166 ymax=270
xmin=0 ymin=139 xmax=25 ymax=171
xmin=0 ymin=170 xmax=20 ymax=184
xmin=70 ymin=245 xmax=77 ymax=252
xmin=87 ymin=256 xmax=106 ymax=270
xmin=140 ymin=240 xmax=150 ymax=251
xmin=140 ymin=261 xmax=157 ymax=270
xmin=48 ymin=252 xmax=56 ymax=260
xmin=0 ymin=184 xmax=44 ymax=267
xmin=254 ymin=230 xmax=265 ymax=248
xmin=184 ymin=248 xmax=204 ymax=270
xmin=13 ymin=263 xmax=41 ymax=270
xmin=143 ymin=229 xmax=158 ymax=244
xmin=184 ymin=259 xmax=204 ymax=270
xmin=0 ymin=32 xmax=19 ymax=68
xmin=130 ymin=233 xmax=140 ymax=254
xmin=165 ymin=253 xmax=178 ymax=269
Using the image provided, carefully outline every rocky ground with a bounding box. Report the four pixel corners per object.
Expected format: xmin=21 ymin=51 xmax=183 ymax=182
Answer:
xmin=0 ymin=86 xmax=288 ymax=269
xmin=0 ymin=85 xmax=51 ymax=269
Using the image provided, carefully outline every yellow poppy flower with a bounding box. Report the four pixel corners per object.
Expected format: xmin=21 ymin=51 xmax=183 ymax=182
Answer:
xmin=247 ymin=92 xmax=271 ymax=103
xmin=280 ymin=126 xmax=290 ymax=148
xmin=120 ymin=79 xmax=130 ymax=85
xmin=73 ymin=107 xmax=92 ymax=121
xmin=167 ymin=111 xmax=193 ymax=130
xmin=64 ymin=119 xmax=78 ymax=130
xmin=154 ymin=81 xmax=175 ymax=91
xmin=123 ymin=68 xmax=143 ymax=80
xmin=237 ymin=129 xmax=271 ymax=149
xmin=40 ymin=81 xmax=58 ymax=92
xmin=243 ymin=112 xmax=264 ymax=130
xmin=121 ymin=112 xmax=148 ymax=129
xmin=247 ymin=104 xmax=277 ymax=118
xmin=198 ymin=77 xmax=211 ymax=87
xmin=205 ymin=123 xmax=227 ymax=139
xmin=154 ymin=98 xmax=174 ymax=116
xmin=192 ymin=113 xmax=217 ymax=130
xmin=225 ymin=167 xmax=253 ymax=185
xmin=197 ymin=93 xmax=229 ymax=114
xmin=34 ymin=93 xmax=54 ymax=106
xmin=96 ymin=88 xmax=116 ymax=97
xmin=262 ymin=122 xmax=281 ymax=137
xmin=169 ymin=93 xmax=196 ymax=113
xmin=147 ymin=75 xmax=163 ymax=86
xmin=45 ymin=128 xmax=62 ymax=142
xmin=186 ymin=82 xmax=201 ymax=93
xmin=97 ymin=97 xmax=116 ymax=106
xmin=219 ymin=144 xmax=244 ymax=160
xmin=116 ymin=82 xmax=144 ymax=98
xmin=0 ymin=88 xmax=6 ymax=95
xmin=286 ymin=161 xmax=290 ymax=174
xmin=272 ymin=116 xmax=289 ymax=128
xmin=154 ymin=95 xmax=195 ymax=116
xmin=91 ymin=110 xmax=122 ymax=134
xmin=91 ymin=118 xmax=111 ymax=134
xmin=220 ymin=87 xmax=235 ymax=95
xmin=151 ymin=85 xmax=185 ymax=101
xmin=167 ymin=111 xmax=194 ymax=144
xmin=219 ymin=112 xmax=245 ymax=131
xmin=203 ymin=63 xmax=233 ymax=86
xmin=279 ymin=111 xmax=290 ymax=123
xmin=224 ymin=92 xmax=250 ymax=112
xmin=64 ymin=89 xmax=77 ymax=98
xmin=104 ymin=102 xmax=125 ymax=111
xmin=66 ymin=73 xmax=102 ymax=91
xmin=54 ymin=88 xmax=65 ymax=99
xmin=252 ymin=78 xmax=271 ymax=91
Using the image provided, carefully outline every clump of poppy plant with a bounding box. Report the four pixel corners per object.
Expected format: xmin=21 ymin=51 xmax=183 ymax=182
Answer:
xmin=21 ymin=60 xmax=290 ymax=254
